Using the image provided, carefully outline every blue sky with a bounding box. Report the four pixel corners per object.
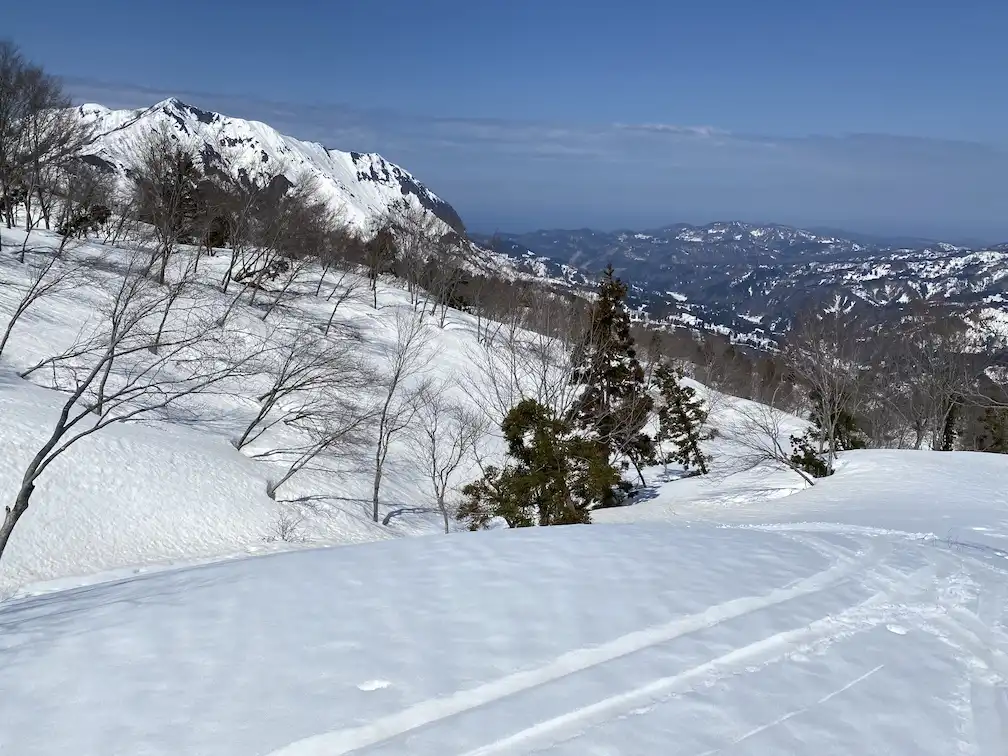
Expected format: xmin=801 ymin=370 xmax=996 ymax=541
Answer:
xmin=8 ymin=0 xmax=1008 ymax=241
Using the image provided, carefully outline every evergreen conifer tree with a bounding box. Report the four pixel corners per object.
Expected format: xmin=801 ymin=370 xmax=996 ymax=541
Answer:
xmin=806 ymin=390 xmax=867 ymax=452
xmin=654 ymin=362 xmax=710 ymax=475
xmin=570 ymin=264 xmax=655 ymax=482
xmin=458 ymin=399 xmax=618 ymax=529
xmin=979 ymin=407 xmax=1008 ymax=453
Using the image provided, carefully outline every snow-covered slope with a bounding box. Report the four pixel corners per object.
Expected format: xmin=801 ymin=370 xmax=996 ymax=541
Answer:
xmin=2 ymin=453 xmax=1006 ymax=755
xmin=3 ymin=218 xmax=1008 ymax=753
xmin=73 ymin=99 xmax=598 ymax=296
xmin=0 ymin=224 xmax=504 ymax=596
xmin=71 ymin=100 xmax=1008 ymax=344
xmin=76 ymin=98 xmax=466 ymax=233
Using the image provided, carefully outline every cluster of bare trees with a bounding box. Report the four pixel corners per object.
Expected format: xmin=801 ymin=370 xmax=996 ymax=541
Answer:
xmin=719 ymin=302 xmax=1007 ymax=484
xmin=362 ymin=199 xmax=472 ymax=324
xmin=0 ymin=41 xmax=93 ymax=237
xmin=1 ymin=247 xmax=253 ymax=559
xmin=8 ymin=37 xmax=1008 ymax=565
xmin=2 ymin=38 xmax=633 ymax=560
xmin=0 ymin=41 xmax=504 ymax=563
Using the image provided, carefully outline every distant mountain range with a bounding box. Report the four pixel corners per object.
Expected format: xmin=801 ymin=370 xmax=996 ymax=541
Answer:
xmin=70 ymin=99 xmax=1008 ymax=345
xmin=474 ymin=222 xmax=1008 ymax=343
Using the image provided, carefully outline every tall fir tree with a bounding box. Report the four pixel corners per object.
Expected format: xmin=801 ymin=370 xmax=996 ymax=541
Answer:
xmin=654 ymin=362 xmax=710 ymax=475
xmin=570 ymin=264 xmax=655 ymax=483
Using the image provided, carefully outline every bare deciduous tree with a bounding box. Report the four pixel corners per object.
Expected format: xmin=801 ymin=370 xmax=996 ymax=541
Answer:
xmin=0 ymin=245 xmax=83 ymax=358
xmin=258 ymin=189 xmax=350 ymax=322
xmin=55 ymin=162 xmax=115 ymax=248
xmin=386 ymin=199 xmax=442 ymax=312
xmin=0 ymin=41 xmax=91 ymax=238
xmin=1 ymin=250 xmax=252 ymax=564
xmin=363 ymin=220 xmax=396 ymax=309
xmin=259 ymin=402 xmax=374 ymax=501
xmin=721 ymin=391 xmax=817 ymax=487
xmin=321 ymin=263 xmax=364 ymax=338
xmin=214 ymin=159 xmax=288 ymax=294
xmin=131 ymin=126 xmax=202 ymax=284
xmin=18 ymin=79 xmax=91 ymax=238
xmin=425 ymin=232 xmax=470 ymax=328
xmin=783 ymin=309 xmax=866 ymax=473
xmin=371 ymin=308 xmax=434 ymax=522
xmin=462 ymin=291 xmax=589 ymax=434
xmin=407 ymin=380 xmax=486 ymax=532
xmin=233 ymin=323 xmax=366 ymax=451
xmin=863 ymin=305 xmax=986 ymax=450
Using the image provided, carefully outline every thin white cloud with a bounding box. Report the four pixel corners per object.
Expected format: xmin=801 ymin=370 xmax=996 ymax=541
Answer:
xmin=614 ymin=122 xmax=729 ymax=138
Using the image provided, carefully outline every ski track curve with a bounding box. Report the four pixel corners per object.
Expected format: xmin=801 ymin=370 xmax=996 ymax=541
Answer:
xmin=752 ymin=522 xmax=1008 ymax=756
xmin=262 ymin=535 xmax=886 ymax=756
xmin=690 ymin=663 xmax=886 ymax=756
xmin=945 ymin=573 xmax=1008 ymax=756
xmin=455 ymin=559 xmax=939 ymax=756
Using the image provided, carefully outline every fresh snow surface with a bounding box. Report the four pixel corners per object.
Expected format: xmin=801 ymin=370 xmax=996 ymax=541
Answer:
xmin=3 ymin=227 xmax=1008 ymax=754
xmin=3 ymin=481 xmax=1008 ymax=755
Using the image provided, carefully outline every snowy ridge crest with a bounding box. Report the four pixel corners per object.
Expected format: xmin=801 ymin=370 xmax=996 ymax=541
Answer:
xmin=76 ymin=98 xmax=466 ymax=234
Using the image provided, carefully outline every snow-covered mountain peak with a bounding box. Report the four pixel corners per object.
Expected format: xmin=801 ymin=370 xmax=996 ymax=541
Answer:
xmin=77 ymin=98 xmax=466 ymax=233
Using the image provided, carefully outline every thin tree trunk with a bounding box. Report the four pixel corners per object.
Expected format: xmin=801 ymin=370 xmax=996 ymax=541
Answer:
xmin=437 ymin=493 xmax=449 ymax=534
xmin=315 ymin=265 xmax=329 ymax=296
xmin=323 ymin=303 xmax=339 ymax=337
xmin=36 ymin=186 xmax=51 ymax=229
xmin=629 ymin=456 xmax=646 ymax=486
xmin=0 ymin=299 xmax=29 ymax=357
xmin=157 ymin=249 xmax=169 ymax=285
xmin=372 ymin=459 xmax=382 ymax=523
xmin=222 ymin=248 xmax=241 ymax=293
xmin=0 ymin=483 xmax=34 ymax=561
xmin=151 ymin=300 xmax=173 ymax=353
xmin=262 ymin=271 xmax=299 ymax=321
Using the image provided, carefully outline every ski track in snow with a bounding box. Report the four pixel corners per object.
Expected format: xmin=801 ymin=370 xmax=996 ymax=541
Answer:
xmin=945 ymin=572 xmax=1008 ymax=756
xmin=263 ymin=529 xmax=1008 ymax=756
xmin=264 ymin=534 xmax=887 ymax=756
xmin=455 ymin=555 xmax=939 ymax=755
xmin=690 ymin=663 xmax=886 ymax=756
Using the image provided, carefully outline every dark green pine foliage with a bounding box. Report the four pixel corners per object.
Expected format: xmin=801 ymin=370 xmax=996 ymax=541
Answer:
xmin=570 ymin=264 xmax=655 ymax=483
xmin=790 ymin=389 xmax=868 ymax=478
xmin=458 ymin=399 xmax=618 ymax=530
xmin=654 ymin=362 xmax=711 ymax=475
xmin=978 ymin=407 xmax=1008 ymax=453
xmin=808 ymin=389 xmax=867 ymax=453
xmin=788 ymin=433 xmax=831 ymax=479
